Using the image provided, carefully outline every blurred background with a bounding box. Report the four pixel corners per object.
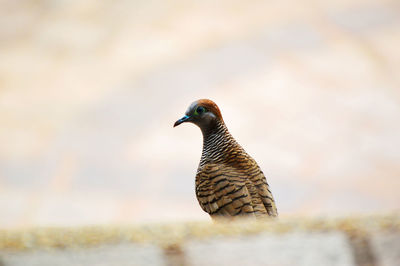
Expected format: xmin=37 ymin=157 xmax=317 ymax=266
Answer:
xmin=0 ymin=0 xmax=399 ymax=228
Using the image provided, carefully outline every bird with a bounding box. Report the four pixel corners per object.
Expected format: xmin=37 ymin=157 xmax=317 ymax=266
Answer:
xmin=174 ymin=99 xmax=277 ymax=219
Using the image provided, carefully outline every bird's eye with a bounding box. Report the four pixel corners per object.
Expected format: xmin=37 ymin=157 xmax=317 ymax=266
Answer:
xmin=195 ymin=106 xmax=206 ymax=115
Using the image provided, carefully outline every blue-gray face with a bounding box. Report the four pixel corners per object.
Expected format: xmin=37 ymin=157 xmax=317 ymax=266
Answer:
xmin=174 ymin=101 xmax=216 ymax=128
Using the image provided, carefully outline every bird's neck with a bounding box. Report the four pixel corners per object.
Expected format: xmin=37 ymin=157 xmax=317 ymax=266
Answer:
xmin=200 ymin=120 xmax=240 ymax=166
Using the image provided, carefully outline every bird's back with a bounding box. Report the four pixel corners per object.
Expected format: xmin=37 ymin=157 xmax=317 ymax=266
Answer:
xmin=195 ymin=147 xmax=278 ymax=219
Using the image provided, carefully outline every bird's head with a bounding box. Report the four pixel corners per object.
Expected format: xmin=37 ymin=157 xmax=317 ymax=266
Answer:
xmin=174 ymin=99 xmax=223 ymax=131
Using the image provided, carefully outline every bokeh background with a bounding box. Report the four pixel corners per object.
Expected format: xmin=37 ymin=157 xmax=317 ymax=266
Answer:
xmin=0 ymin=0 xmax=399 ymax=228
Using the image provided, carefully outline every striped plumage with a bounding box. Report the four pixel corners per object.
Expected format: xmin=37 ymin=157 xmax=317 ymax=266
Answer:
xmin=174 ymin=99 xmax=277 ymax=219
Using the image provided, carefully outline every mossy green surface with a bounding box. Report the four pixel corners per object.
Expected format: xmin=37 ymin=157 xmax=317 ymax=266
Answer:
xmin=1 ymin=214 xmax=399 ymax=251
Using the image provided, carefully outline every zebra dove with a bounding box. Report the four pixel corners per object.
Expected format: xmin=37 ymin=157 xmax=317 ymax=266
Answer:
xmin=174 ymin=99 xmax=278 ymax=219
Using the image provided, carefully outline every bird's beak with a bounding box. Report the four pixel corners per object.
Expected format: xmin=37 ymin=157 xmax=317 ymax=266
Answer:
xmin=174 ymin=115 xmax=190 ymax=127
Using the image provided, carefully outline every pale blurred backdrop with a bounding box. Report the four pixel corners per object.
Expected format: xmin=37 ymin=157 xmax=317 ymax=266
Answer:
xmin=0 ymin=0 xmax=399 ymax=228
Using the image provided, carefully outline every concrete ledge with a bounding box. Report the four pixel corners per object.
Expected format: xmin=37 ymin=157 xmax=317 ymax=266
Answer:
xmin=185 ymin=232 xmax=354 ymax=266
xmin=0 ymin=244 xmax=164 ymax=266
xmin=0 ymin=214 xmax=399 ymax=266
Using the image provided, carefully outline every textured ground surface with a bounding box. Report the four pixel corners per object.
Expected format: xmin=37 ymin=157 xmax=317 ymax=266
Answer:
xmin=0 ymin=215 xmax=399 ymax=266
xmin=1 ymin=0 xmax=400 ymax=227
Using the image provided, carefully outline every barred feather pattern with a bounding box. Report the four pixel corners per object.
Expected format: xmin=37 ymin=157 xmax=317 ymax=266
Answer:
xmin=195 ymin=120 xmax=278 ymax=219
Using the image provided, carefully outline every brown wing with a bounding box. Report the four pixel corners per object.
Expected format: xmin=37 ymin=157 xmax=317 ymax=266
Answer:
xmin=248 ymin=166 xmax=278 ymax=217
xmin=240 ymin=155 xmax=278 ymax=217
xmin=195 ymin=163 xmax=255 ymax=218
xmin=196 ymin=162 xmax=278 ymax=218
